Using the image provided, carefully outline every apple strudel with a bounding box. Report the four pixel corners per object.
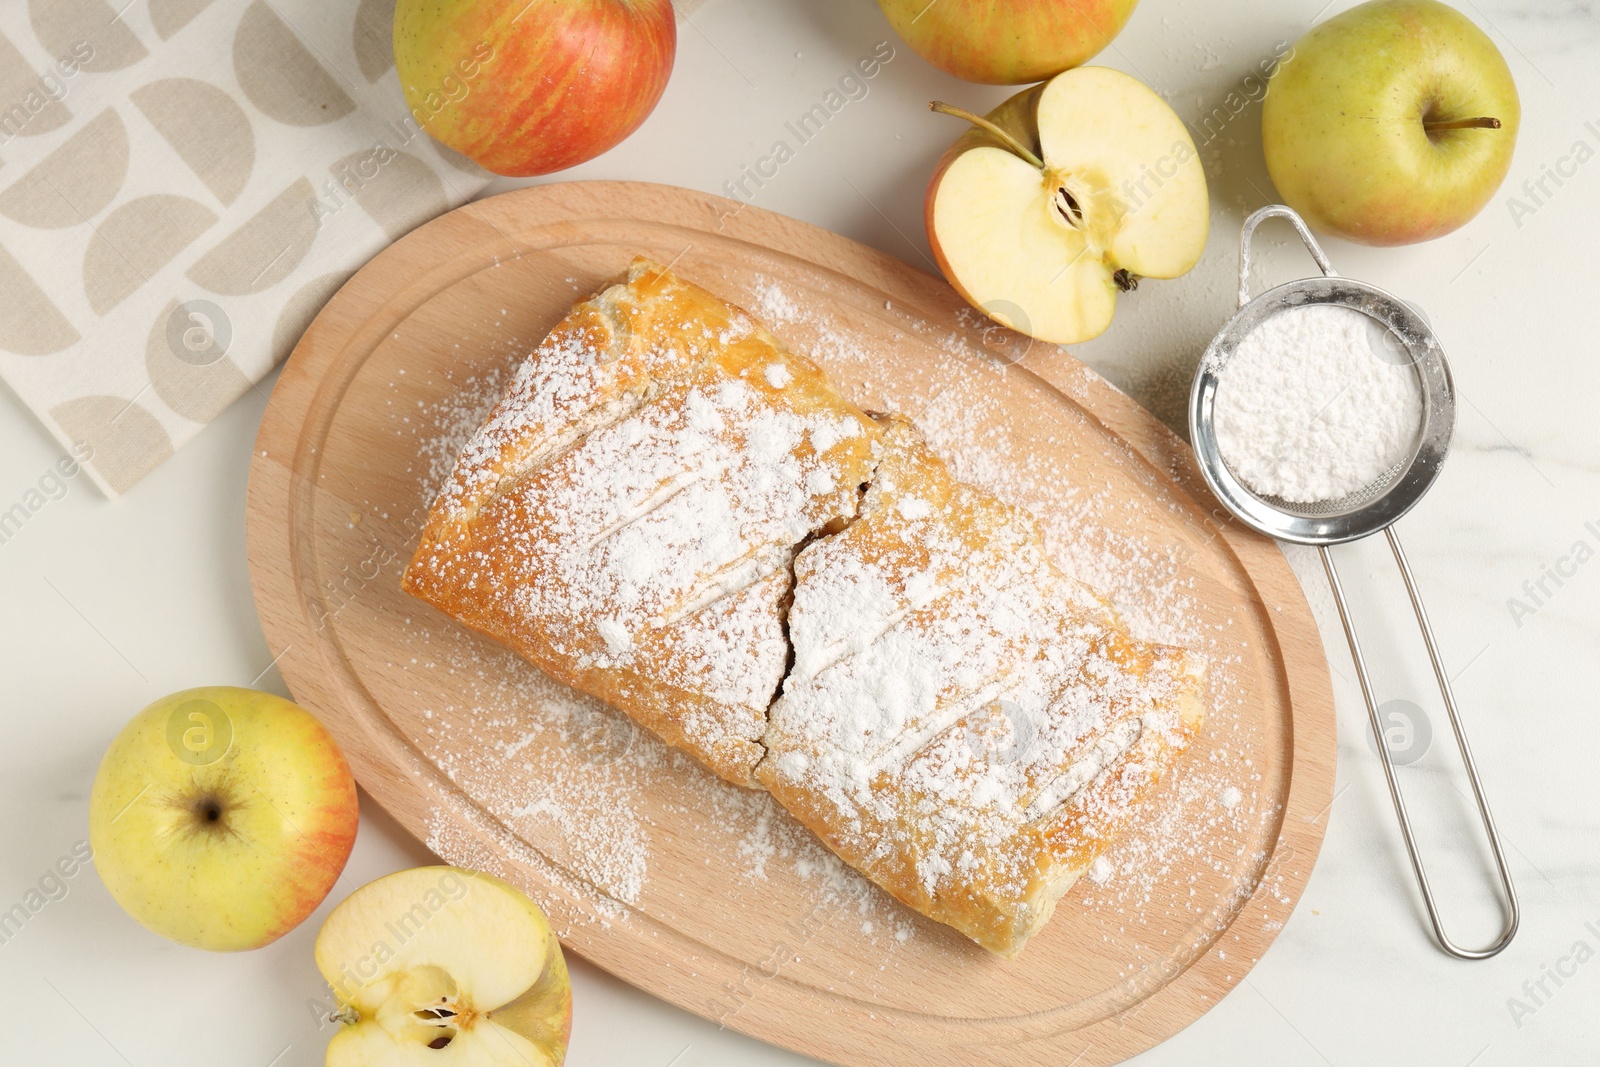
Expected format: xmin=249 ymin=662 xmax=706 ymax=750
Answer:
xmin=404 ymin=259 xmax=1206 ymax=956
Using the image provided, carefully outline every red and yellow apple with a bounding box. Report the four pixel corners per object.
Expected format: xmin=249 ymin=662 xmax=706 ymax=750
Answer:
xmin=316 ymin=867 xmax=572 ymax=1066
xmin=878 ymin=0 xmax=1139 ymax=84
xmin=394 ymin=0 xmax=676 ymax=177
xmin=88 ymin=687 xmax=358 ymax=951
xmin=1262 ymin=0 xmax=1520 ymax=245
xmin=927 ymin=67 xmax=1209 ymax=345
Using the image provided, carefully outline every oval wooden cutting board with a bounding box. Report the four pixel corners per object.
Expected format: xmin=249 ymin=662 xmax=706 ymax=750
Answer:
xmin=246 ymin=181 xmax=1334 ymax=1067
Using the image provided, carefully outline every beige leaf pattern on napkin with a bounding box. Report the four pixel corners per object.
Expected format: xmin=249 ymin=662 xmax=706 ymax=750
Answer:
xmin=0 ymin=31 xmax=71 ymax=138
xmin=145 ymin=298 xmax=252 ymax=423
xmin=186 ymin=177 xmax=317 ymax=295
xmin=29 ymin=0 xmax=149 ymax=73
xmin=50 ymin=395 xmax=174 ymax=495
xmin=0 ymin=241 xmax=77 ymax=354
xmin=331 ymin=149 xmax=447 ymax=241
xmin=132 ymin=79 xmax=254 ymax=206
xmin=150 ymin=0 xmax=215 ymax=40
xmin=0 ymin=109 xmax=128 ymax=228
xmin=234 ymin=1 xmax=355 ymax=127
xmin=84 ymin=194 xmax=217 ymax=314
xmin=353 ymin=0 xmax=394 ymax=83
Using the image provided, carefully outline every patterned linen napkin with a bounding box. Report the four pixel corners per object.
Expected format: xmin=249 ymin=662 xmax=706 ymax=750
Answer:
xmin=0 ymin=0 xmax=490 ymax=495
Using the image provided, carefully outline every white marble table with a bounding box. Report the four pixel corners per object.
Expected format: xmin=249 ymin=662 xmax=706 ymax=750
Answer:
xmin=3 ymin=1 xmax=1596 ymax=1064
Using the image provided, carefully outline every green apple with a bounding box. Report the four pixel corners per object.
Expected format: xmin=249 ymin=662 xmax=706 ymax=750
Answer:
xmin=316 ymin=867 xmax=572 ymax=1066
xmin=89 ymin=687 xmax=359 ymax=951
xmin=878 ymin=0 xmax=1140 ymax=84
xmin=1263 ymin=0 xmax=1520 ymax=245
xmin=926 ymin=67 xmax=1209 ymax=345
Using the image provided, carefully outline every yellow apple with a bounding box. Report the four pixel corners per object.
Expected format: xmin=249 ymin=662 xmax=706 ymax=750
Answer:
xmin=316 ymin=867 xmax=572 ymax=1066
xmin=1262 ymin=0 xmax=1520 ymax=245
xmin=878 ymin=0 xmax=1140 ymax=85
xmin=89 ymin=686 xmax=359 ymax=951
xmin=926 ymin=67 xmax=1209 ymax=345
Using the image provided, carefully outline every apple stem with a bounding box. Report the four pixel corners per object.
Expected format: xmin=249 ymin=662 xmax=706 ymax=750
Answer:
xmin=929 ymin=101 xmax=1045 ymax=170
xmin=1423 ymin=116 xmax=1502 ymax=132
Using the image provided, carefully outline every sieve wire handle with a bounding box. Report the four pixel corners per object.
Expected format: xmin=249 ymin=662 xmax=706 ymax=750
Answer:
xmin=1237 ymin=205 xmax=1339 ymax=309
xmin=1319 ymin=530 xmax=1520 ymax=960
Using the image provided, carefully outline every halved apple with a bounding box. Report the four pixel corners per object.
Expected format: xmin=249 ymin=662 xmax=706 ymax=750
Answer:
xmin=926 ymin=67 xmax=1209 ymax=345
xmin=315 ymin=867 xmax=572 ymax=1066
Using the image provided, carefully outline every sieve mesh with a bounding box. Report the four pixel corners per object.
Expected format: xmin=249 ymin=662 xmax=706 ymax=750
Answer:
xmin=1251 ymin=457 xmax=1412 ymax=518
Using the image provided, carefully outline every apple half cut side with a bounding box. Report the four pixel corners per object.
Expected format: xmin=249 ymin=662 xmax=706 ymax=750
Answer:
xmin=316 ymin=867 xmax=572 ymax=1067
xmin=926 ymin=67 xmax=1209 ymax=345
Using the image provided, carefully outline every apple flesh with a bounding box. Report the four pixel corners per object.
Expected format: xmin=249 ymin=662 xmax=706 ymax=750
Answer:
xmin=926 ymin=67 xmax=1209 ymax=346
xmin=395 ymin=0 xmax=676 ymax=177
xmin=316 ymin=867 xmax=572 ymax=1067
xmin=88 ymin=687 xmax=359 ymax=951
xmin=1263 ymin=0 xmax=1520 ymax=245
xmin=877 ymin=0 xmax=1139 ymax=85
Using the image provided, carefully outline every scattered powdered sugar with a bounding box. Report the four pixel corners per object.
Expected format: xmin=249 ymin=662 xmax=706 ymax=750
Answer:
xmin=510 ymin=791 xmax=647 ymax=906
xmin=894 ymin=495 xmax=931 ymax=520
xmin=1073 ymin=735 xmax=1273 ymax=928
xmin=753 ymin=279 xmax=800 ymax=325
xmin=716 ymin=784 xmax=904 ymax=926
xmin=416 ymin=367 xmax=513 ymax=500
xmin=410 ymin=636 xmax=657 ymax=910
xmin=499 ymin=374 xmax=865 ymax=674
xmin=1212 ymin=303 xmax=1423 ymax=503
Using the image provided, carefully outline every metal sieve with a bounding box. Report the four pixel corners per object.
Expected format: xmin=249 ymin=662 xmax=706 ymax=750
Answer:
xmin=1189 ymin=205 xmax=1518 ymax=960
